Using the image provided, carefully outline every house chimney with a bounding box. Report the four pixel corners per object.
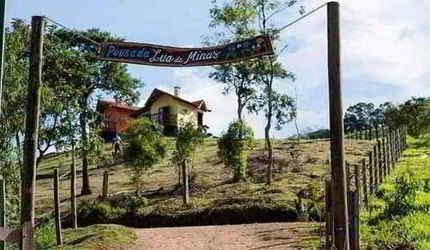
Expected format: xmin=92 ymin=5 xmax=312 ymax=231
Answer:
xmin=174 ymin=86 xmax=181 ymax=97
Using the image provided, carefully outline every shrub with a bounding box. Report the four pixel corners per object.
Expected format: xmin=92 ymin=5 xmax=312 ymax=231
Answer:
xmin=382 ymin=174 xmax=419 ymax=219
xmin=123 ymin=118 xmax=167 ymax=194
xmin=218 ymin=120 xmax=255 ymax=182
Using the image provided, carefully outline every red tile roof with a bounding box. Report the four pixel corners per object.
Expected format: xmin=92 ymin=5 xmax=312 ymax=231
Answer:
xmin=96 ymin=100 xmax=140 ymax=113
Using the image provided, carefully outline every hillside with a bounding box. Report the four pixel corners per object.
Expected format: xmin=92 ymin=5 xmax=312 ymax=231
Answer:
xmin=34 ymin=137 xmax=372 ymax=227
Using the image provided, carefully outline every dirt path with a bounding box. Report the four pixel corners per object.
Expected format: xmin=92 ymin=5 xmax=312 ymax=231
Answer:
xmin=130 ymin=222 xmax=321 ymax=250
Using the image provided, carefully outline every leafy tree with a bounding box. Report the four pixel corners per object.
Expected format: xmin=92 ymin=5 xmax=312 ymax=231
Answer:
xmin=172 ymin=122 xmax=205 ymax=204
xmin=218 ymin=120 xmax=255 ymax=182
xmin=209 ymin=0 xmax=299 ymax=185
xmin=384 ymin=97 xmax=430 ymax=137
xmin=344 ymin=102 xmax=389 ymax=132
xmin=52 ymin=28 xmax=144 ymax=195
xmin=122 ymin=118 xmax=167 ymax=194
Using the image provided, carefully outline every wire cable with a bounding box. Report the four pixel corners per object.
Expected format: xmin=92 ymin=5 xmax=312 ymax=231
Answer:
xmin=43 ymin=16 xmax=101 ymax=47
xmin=278 ymin=2 xmax=328 ymax=32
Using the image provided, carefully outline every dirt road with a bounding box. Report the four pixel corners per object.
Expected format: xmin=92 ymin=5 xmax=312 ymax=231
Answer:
xmin=130 ymin=222 xmax=321 ymax=250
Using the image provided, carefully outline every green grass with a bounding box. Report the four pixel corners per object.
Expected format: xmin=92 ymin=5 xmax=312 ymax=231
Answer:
xmin=360 ymin=134 xmax=430 ymax=249
xmin=35 ymin=137 xmax=372 ymax=220
xmin=34 ymin=219 xmax=136 ymax=250
xmin=32 ymin=137 xmax=373 ymax=248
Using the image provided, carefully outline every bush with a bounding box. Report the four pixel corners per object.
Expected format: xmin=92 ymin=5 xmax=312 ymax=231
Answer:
xmin=123 ymin=118 xmax=167 ymax=193
xmin=79 ymin=201 xmax=126 ymax=223
xmin=382 ymin=174 xmax=419 ymax=219
xmin=218 ymin=120 xmax=255 ymax=182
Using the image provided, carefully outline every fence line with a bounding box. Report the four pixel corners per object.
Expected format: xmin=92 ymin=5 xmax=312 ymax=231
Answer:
xmin=326 ymin=126 xmax=408 ymax=249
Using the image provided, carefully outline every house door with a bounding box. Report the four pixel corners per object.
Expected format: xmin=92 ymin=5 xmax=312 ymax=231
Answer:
xmin=159 ymin=106 xmax=169 ymax=125
xmin=198 ymin=112 xmax=203 ymax=126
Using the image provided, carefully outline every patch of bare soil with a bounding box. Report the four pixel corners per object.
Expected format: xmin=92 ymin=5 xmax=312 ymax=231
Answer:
xmin=130 ymin=222 xmax=321 ymax=250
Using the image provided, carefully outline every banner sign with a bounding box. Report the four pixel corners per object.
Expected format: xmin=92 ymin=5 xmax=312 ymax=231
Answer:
xmin=97 ymin=35 xmax=274 ymax=67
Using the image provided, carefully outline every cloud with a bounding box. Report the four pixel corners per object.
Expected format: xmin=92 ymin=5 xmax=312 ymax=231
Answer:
xmin=140 ymin=0 xmax=430 ymax=139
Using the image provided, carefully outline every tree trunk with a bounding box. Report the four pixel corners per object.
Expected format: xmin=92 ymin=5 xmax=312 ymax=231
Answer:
xmin=265 ymin=125 xmax=273 ymax=185
xmin=182 ymin=161 xmax=189 ymax=205
xmin=71 ymin=143 xmax=77 ymax=229
xmin=237 ymin=98 xmax=243 ymax=121
xmin=80 ymin=103 xmax=92 ymax=195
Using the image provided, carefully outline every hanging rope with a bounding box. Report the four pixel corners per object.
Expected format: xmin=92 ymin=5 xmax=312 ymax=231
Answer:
xmin=43 ymin=16 xmax=101 ymax=47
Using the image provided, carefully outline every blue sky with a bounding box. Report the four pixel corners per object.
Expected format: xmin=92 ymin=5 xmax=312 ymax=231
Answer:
xmin=8 ymin=0 xmax=430 ymax=138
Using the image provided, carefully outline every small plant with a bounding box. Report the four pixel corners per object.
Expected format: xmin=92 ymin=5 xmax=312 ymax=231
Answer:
xmin=123 ymin=118 xmax=167 ymax=194
xmin=218 ymin=120 xmax=255 ymax=182
xmin=286 ymin=140 xmax=303 ymax=173
xmin=171 ymin=121 xmax=205 ymax=204
xmin=382 ymin=174 xmax=419 ymax=219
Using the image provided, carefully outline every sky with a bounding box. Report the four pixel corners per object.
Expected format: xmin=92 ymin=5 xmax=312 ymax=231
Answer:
xmin=8 ymin=0 xmax=430 ymax=138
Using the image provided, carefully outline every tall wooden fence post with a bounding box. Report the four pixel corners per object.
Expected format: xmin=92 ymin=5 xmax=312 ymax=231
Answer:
xmin=346 ymin=162 xmax=351 ymax=194
xmin=382 ymin=138 xmax=387 ymax=179
xmin=361 ymin=159 xmax=368 ymax=208
xmin=325 ymin=180 xmax=334 ymax=248
xmin=377 ymin=140 xmax=383 ymax=184
xmin=387 ymin=130 xmax=392 ymax=175
xmin=373 ymin=145 xmax=378 ymax=189
xmin=368 ymin=151 xmax=374 ymax=194
xmin=53 ymin=170 xmax=63 ymax=246
xmin=348 ymin=191 xmax=360 ymax=250
xmin=21 ymin=15 xmax=45 ymax=250
xmin=1 ymin=179 xmax=5 ymax=250
xmin=102 ymin=171 xmax=109 ymax=200
xmin=52 ymin=170 xmax=63 ymax=245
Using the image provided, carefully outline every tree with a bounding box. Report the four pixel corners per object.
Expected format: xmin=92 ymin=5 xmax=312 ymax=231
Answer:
xmin=209 ymin=63 xmax=257 ymax=121
xmin=218 ymin=120 xmax=255 ymax=182
xmin=123 ymin=118 xmax=167 ymax=194
xmin=53 ymin=28 xmax=144 ymax=195
xmin=209 ymin=0 xmax=299 ymax=185
xmin=171 ymin=122 xmax=205 ymax=204
xmin=344 ymin=102 xmax=390 ymax=132
xmin=384 ymin=97 xmax=430 ymax=137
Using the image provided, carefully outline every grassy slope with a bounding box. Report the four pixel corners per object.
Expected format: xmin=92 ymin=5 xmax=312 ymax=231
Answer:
xmin=31 ymin=137 xmax=373 ymax=249
xmin=360 ymin=134 xmax=430 ymax=249
xmin=34 ymin=222 xmax=136 ymax=250
xmin=35 ymin=138 xmax=372 ymax=219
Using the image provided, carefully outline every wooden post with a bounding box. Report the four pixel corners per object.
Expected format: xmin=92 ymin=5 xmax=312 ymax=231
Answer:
xmin=182 ymin=161 xmax=189 ymax=204
xmin=382 ymin=138 xmax=387 ymax=179
xmin=390 ymin=130 xmax=396 ymax=169
xmin=327 ymin=2 xmax=349 ymax=249
xmin=396 ymin=129 xmax=400 ymax=161
xmin=102 ymin=171 xmax=109 ymax=200
xmin=53 ymin=169 xmax=63 ymax=246
xmin=359 ymin=130 xmax=362 ymax=140
xmin=361 ymin=159 xmax=368 ymax=209
xmin=375 ymin=125 xmax=379 ymax=140
xmin=377 ymin=140 xmax=383 ymax=184
xmin=325 ymin=180 xmax=334 ymax=248
xmin=0 ymin=0 xmax=6 ymax=116
xmin=348 ymin=191 xmax=360 ymax=250
xmin=354 ymin=163 xmax=360 ymax=194
xmin=368 ymin=151 xmax=374 ymax=194
xmin=21 ymin=16 xmax=45 ymax=250
xmin=373 ymin=145 xmax=378 ymax=189
xmin=345 ymin=162 xmax=351 ymax=193
xmin=369 ymin=128 xmax=372 ymax=141
xmin=71 ymin=144 xmax=77 ymax=229
xmin=386 ymin=130 xmax=392 ymax=175
xmin=0 ymin=179 xmax=5 ymax=250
